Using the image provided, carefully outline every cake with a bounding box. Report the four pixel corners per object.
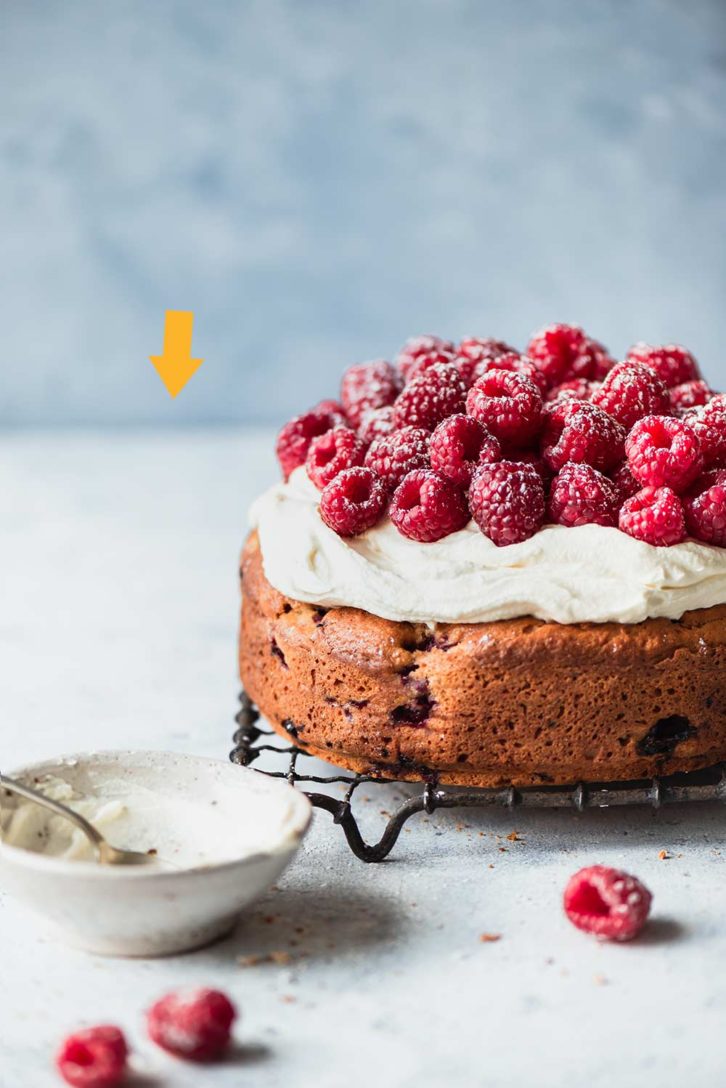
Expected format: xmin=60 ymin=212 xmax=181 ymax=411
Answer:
xmin=239 ymin=326 xmax=726 ymax=787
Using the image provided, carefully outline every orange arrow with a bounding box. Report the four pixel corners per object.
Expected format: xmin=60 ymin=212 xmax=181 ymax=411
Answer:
xmin=150 ymin=311 xmax=203 ymax=397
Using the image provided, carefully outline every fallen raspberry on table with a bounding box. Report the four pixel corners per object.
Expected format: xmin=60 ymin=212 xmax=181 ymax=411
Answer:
xmin=147 ymin=988 xmax=237 ymax=1063
xmin=454 ymin=337 xmax=517 ymax=388
xmin=683 ymin=469 xmax=726 ymax=547
xmin=469 ymin=351 xmax=549 ymax=396
xmin=306 ymin=425 xmax=367 ymax=489
xmin=526 ymin=324 xmax=614 ymax=387
xmin=610 ymin=460 xmax=641 ymax=504
xmin=619 ymin=486 xmax=686 ymax=546
xmin=685 ymin=405 xmax=726 ymax=469
xmin=592 ymin=361 xmax=670 ymax=430
xmin=541 ymin=400 xmax=625 ymax=473
xmin=548 ymin=463 xmax=620 ymax=528
xmin=627 ymin=343 xmax=701 ymax=388
xmin=364 ymin=426 xmax=430 ymax=491
xmin=546 ymin=377 xmax=601 ymax=403
xmin=56 ymin=1026 xmax=128 ymax=1088
xmin=340 ymin=359 xmax=402 ymax=427
xmin=393 ymin=362 xmax=466 ymax=431
xmin=469 ymin=460 xmax=545 ymax=546
xmin=389 ymin=468 xmax=469 ymax=542
xmin=319 ymin=467 xmax=388 ymax=536
xmin=563 ymin=865 xmax=652 ymax=942
xmin=396 ymin=335 xmax=455 ymax=382
xmin=625 ymin=415 xmax=703 ymax=492
xmin=429 ymin=413 xmax=501 ymax=488
xmin=276 ymin=402 xmax=347 ymax=480
xmin=357 ymin=405 xmax=396 ymax=445
xmin=669 ymin=380 xmax=712 ymax=417
xmin=466 ymin=368 xmax=543 ymax=447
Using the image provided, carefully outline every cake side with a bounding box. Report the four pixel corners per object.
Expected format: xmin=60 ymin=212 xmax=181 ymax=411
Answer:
xmin=240 ymin=532 xmax=726 ymax=788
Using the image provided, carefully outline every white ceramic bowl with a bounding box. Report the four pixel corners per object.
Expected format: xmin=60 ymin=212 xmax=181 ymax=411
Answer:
xmin=0 ymin=751 xmax=311 ymax=957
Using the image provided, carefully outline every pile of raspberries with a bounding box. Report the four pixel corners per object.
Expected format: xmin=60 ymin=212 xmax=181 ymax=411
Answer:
xmin=275 ymin=325 xmax=726 ymax=548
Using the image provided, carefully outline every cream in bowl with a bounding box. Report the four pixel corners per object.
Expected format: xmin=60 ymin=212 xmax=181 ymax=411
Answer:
xmin=0 ymin=750 xmax=311 ymax=957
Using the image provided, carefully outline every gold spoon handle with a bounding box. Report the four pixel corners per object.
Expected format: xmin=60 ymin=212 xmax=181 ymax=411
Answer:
xmin=0 ymin=773 xmax=105 ymax=858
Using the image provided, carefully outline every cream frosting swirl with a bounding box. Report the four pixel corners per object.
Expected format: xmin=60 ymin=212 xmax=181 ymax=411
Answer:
xmin=250 ymin=468 xmax=726 ymax=625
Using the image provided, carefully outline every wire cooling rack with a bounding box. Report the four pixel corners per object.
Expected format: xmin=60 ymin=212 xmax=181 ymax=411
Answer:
xmin=230 ymin=691 xmax=726 ymax=862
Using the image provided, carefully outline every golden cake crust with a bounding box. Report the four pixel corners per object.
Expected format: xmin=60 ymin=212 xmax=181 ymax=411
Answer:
xmin=239 ymin=531 xmax=726 ymax=787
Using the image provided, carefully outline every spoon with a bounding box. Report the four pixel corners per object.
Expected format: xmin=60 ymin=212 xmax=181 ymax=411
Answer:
xmin=0 ymin=773 xmax=155 ymax=866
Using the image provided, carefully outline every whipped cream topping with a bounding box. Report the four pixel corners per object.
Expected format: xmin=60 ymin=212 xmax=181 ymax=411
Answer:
xmin=250 ymin=468 xmax=726 ymax=625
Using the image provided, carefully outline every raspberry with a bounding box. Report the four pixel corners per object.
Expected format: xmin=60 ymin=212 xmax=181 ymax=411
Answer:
xmin=685 ymin=406 xmax=726 ymax=469
xmin=627 ymin=343 xmax=701 ymax=388
xmin=507 ymin=449 xmax=552 ymax=485
xmin=454 ymin=337 xmax=518 ymax=387
xmin=306 ymin=425 xmax=366 ymax=489
xmin=548 ymin=463 xmax=620 ymax=528
xmin=357 ymin=405 xmax=396 ymax=445
xmin=56 ymin=1026 xmax=128 ymax=1088
xmin=469 ymin=351 xmax=549 ymax=396
xmin=147 ymin=988 xmax=237 ymax=1062
xmin=396 ymin=335 xmax=455 ymax=382
xmin=619 ymin=486 xmax=686 ymax=546
xmin=683 ymin=469 xmax=726 ymax=547
xmin=526 ymin=324 xmax=614 ymax=388
xmin=592 ymin=361 xmax=670 ymax=430
xmin=541 ymin=400 xmax=625 ymax=473
xmin=319 ymin=467 xmax=388 ymax=536
xmin=364 ymin=426 xmax=430 ymax=491
xmin=276 ymin=403 xmax=347 ymax=480
xmin=610 ymin=459 xmax=640 ymax=503
xmin=429 ymin=414 xmax=501 ymax=488
xmin=393 ymin=362 xmax=466 ymax=431
xmin=546 ymin=378 xmax=601 ymax=403
xmin=669 ymin=380 xmax=712 ymax=417
xmin=625 ymin=415 xmax=703 ymax=492
xmin=469 ymin=460 xmax=545 ymax=546
xmin=389 ymin=468 xmax=469 ymax=542
xmin=466 ymin=369 xmax=543 ymax=446
xmin=563 ymin=865 xmax=652 ymax=942
xmin=340 ymin=359 xmax=402 ymax=427
xmin=703 ymin=393 xmax=726 ymax=417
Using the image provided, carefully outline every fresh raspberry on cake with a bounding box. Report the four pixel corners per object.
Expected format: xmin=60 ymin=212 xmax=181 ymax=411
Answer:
xmin=389 ymin=468 xmax=469 ymax=542
xmin=306 ymin=425 xmax=367 ymax=489
xmin=393 ymin=362 xmax=467 ymax=431
xmin=669 ymin=380 xmax=712 ymax=417
xmin=610 ymin=459 xmax=641 ymax=503
xmin=340 ymin=360 xmax=402 ymax=427
xmin=396 ymin=335 xmax=455 ymax=382
xmin=546 ymin=377 xmax=601 ymax=403
xmin=469 ymin=460 xmax=545 ymax=546
xmin=626 ymin=343 xmax=701 ymax=388
xmin=276 ymin=402 xmax=348 ymax=480
xmin=592 ymin=361 xmax=670 ymax=430
xmin=147 ymin=988 xmax=237 ymax=1062
xmin=548 ymin=463 xmax=620 ymax=528
xmin=507 ymin=449 xmax=552 ymax=485
xmin=364 ymin=426 xmax=430 ymax=491
xmin=685 ymin=404 xmax=726 ymax=469
xmin=683 ymin=469 xmax=726 ymax=547
xmin=320 ymin=467 xmax=388 ymax=537
xmin=429 ymin=414 xmax=501 ymax=488
xmin=454 ymin=337 xmax=518 ymax=387
xmin=357 ymin=405 xmax=397 ymax=445
xmin=541 ymin=400 xmax=625 ymax=473
xmin=619 ymin=486 xmax=686 ymax=546
xmin=625 ymin=415 xmax=703 ymax=492
xmin=466 ymin=368 xmax=543 ymax=446
xmin=56 ymin=1026 xmax=128 ymax=1088
xmin=563 ymin=865 xmax=652 ymax=942
xmin=526 ymin=324 xmax=614 ymax=387
xmin=469 ymin=351 xmax=549 ymax=396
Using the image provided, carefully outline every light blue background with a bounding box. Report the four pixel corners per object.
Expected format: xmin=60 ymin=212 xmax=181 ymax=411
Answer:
xmin=2 ymin=0 xmax=725 ymax=426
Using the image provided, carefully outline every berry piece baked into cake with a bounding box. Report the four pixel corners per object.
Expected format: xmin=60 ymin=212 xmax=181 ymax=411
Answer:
xmin=240 ymin=327 xmax=726 ymax=787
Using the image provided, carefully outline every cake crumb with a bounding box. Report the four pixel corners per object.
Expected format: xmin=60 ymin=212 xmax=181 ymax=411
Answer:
xmin=479 ymin=933 xmax=501 ymax=943
xmin=506 ymin=831 xmax=522 ymax=842
xmin=237 ymin=950 xmax=294 ymax=967
xmin=594 ymin=974 xmax=608 ymax=986
xmin=658 ymin=849 xmax=671 ymax=860
xmin=280 ymin=995 xmax=297 ymax=1004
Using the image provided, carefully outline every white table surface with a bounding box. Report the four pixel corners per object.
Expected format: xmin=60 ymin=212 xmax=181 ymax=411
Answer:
xmin=1 ymin=428 xmax=724 ymax=1088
